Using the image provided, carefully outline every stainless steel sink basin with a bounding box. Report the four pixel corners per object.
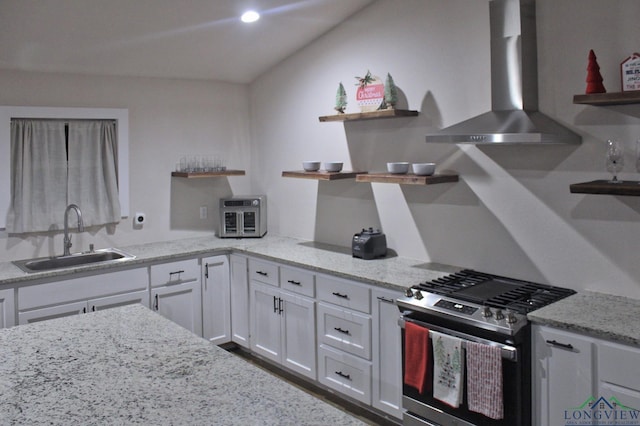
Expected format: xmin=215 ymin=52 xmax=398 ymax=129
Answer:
xmin=13 ymin=248 xmax=136 ymax=273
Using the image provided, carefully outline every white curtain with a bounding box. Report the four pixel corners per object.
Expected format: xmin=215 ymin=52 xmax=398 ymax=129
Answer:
xmin=6 ymin=119 xmax=121 ymax=233
xmin=67 ymin=120 xmax=121 ymax=227
xmin=6 ymin=120 xmax=68 ymax=233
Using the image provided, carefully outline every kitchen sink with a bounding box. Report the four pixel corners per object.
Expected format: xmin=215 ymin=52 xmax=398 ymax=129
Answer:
xmin=13 ymin=248 xmax=136 ymax=273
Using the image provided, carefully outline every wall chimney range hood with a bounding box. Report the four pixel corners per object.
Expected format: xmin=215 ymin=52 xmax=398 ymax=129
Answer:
xmin=426 ymin=0 xmax=581 ymax=144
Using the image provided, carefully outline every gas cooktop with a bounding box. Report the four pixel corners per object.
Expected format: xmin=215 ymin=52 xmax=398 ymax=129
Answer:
xmin=396 ymin=269 xmax=576 ymax=335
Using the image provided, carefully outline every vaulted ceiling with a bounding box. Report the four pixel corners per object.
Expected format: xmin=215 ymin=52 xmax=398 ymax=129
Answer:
xmin=0 ymin=0 xmax=374 ymax=83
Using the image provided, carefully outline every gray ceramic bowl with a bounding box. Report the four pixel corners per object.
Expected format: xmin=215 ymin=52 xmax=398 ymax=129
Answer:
xmin=302 ymin=161 xmax=321 ymax=171
xmin=412 ymin=162 xmax=436 ymax=176
xmin=387 ymin=162 xmax=410 ymax=174
xmin=324 ymin=162 xmax=343 ymax=172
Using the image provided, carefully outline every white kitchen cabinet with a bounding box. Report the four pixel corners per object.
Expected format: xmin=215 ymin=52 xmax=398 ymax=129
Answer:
xmin=0 ymin=288 xmax=15 ymax=328
xmin=250 ymin=279 xmax=316 ymax=380
xmin=201 ymin=255 xmax=230 ymax=345
xmin=150 ymin=258 xmax=202 ymax=336
xmin=371 ymin=287 xmax=403 ymax=419
xmin=229 ymin=254 xmax=250 ymax=348
xmin=18 ymin=267 xmax=148 ymax=325
xmin=532 ymin=324 xmax=596 ymax=426
xmin=597 ymin=339 xmax=640 ymax=417
xmin=151 ymin=281 xmax=201 ymax=336
xmin=18 ymin=291 xmax=149 ymax=324
xmin=316 ymin=273 xmax=372 ymax=405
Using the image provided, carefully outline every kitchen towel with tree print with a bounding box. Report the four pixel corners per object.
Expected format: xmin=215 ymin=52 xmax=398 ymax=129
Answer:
xmin=431 ymin=331 xmax=464 ymax=407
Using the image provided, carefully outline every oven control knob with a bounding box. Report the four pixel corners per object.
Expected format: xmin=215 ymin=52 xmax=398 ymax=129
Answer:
xmin=414 ymin=290 xmax=424 ymax=300
xmin=482 ymin=306 xmax=492 ymax=318
xmin=404 ymin=288 xmax=414 ymax=298
xmin=506 ymin=311 xmax=518 ymax=324
xmin=494 ymin=309 xmax=505 ymax=321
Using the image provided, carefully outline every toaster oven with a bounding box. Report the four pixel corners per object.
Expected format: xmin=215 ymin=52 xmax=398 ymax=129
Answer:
xmin=219 ymin=196 xmax=267 ymax=238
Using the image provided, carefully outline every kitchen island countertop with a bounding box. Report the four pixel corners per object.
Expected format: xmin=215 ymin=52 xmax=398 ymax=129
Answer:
xmin=0 ymin=304 xmax=366 ymax=425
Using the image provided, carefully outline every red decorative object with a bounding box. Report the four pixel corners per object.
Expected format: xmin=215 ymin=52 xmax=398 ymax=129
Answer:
xmin=586 ymin=49 xmax=606 ymax=94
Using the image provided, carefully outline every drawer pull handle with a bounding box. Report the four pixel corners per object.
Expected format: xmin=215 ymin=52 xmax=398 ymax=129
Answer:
xmin=546 ymin=339 xmax=574 ymax=350
xmin=332 ymin=292 xmax=349 ymax=299
xmin=273 ymin=296 xmax=278 ymax=313
xmin=335 ymin=371 xmax=351 ymax=380
xmin=334 ymin=327 xmax=350 ymax=335
xmin=154 ymin=294 xmax=159 ymax=311
xmin=169 ymin=270 xmax=184 ymax=279
xmin=256 ymin=270 xmax=268 ymax=276
xmin=278 ymin=297 xmax=283 ymax=314
xmin=377 ymin=296 xmax=395 ymax=304
xmin=287 ymin=279 xmax=302 ymax=286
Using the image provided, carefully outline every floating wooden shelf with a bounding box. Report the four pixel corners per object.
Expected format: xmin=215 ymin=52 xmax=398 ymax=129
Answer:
xmin=570 ymin=180 xmax=640 ymax=196
xmin=318 ymin=109 xmax=419 ymax=122
xmin=282 ymin=170 xmax=365 ymax=180
xmin=171 ymin=170 xmax=246 ymax=178
xmin=573 ymin=90 xmax=640 ymax=106
xmin=355 ymin=172 xmax=459 ymax=185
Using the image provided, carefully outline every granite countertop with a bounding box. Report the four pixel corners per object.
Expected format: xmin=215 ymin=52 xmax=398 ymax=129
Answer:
xmin=0 ymin=304 xmax=366 ymax=425
xmin=2 ymin=234 xmax=639 ymax=347
xmin=528 ymin=291 xmax=640 ymax=347
xmin=0 ymin=234 xmax=459 ymax=292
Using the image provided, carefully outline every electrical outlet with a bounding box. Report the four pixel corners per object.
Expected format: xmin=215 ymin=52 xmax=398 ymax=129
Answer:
xmin=199 ymin=206 xmax=207 ymax=219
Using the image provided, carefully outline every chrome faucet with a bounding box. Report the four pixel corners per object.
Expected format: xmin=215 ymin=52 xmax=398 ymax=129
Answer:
xmin=63 ymin=204 xmax=84 ymax=256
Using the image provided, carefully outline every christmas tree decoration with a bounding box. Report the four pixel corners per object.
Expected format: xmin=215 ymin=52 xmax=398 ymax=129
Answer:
xmin=384 ymin=73 xmax=398 ymax=109
xmin=586 ymin=49 xmax=606 ymax=94
xmin=334 ymin=82 xmax=347 ymax=113
xmin=354 ymin=70 xmax=384 ymax=112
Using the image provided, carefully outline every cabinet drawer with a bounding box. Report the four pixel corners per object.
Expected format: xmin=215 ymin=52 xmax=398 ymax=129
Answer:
xmin=318 ymin=344 xmax=372 ymax=405
xmin=280 ymin=265 xmax=315 ymax=297
xmin=248 ymin=258 xmax=279 ymax=287
xmin=599 ymin=341 xmax=640 ymax=392
xmin=316 ymin=275 xmax=370 ymax=314
xmin=317 ymin=302 xmax=371 ymax=359
xmin=150 ymin=258 xmax=199 ymax=287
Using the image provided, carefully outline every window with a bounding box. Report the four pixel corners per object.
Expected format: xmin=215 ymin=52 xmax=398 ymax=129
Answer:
xmin=0 ymin=107 xmax=130 ymax=230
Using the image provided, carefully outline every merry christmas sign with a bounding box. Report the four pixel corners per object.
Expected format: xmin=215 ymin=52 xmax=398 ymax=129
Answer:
xmin=621 ymin=53 xmax=640 ymax=91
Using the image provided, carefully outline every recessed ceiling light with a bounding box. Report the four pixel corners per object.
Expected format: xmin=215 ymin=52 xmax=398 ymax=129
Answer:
xmin=240 ymin=10 xmax=260 ymax=23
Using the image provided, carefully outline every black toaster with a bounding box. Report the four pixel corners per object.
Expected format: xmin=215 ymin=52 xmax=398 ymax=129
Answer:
xmin=352 ymin=228 xmax=387 ymax=260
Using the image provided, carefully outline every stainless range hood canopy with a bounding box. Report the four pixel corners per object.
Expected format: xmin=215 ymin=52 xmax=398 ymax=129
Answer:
xmin=426 ymin=0 xmax=581 ymax=144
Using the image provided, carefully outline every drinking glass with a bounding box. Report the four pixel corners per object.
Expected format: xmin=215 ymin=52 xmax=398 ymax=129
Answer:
xmin=605 ymin=139 xmax=624 ymax=183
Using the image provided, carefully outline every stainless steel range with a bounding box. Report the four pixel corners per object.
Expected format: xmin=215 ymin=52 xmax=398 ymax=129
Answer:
xmin=396 ymin=269 xmax=575 ymax=426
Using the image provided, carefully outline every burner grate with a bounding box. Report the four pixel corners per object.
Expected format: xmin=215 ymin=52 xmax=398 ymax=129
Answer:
xmin=415 ymin=269 xmax=576 ymax=314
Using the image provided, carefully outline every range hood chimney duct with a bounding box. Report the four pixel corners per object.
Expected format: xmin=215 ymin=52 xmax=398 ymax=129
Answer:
xmin=425 ymin=0 xmax=581 ymax=144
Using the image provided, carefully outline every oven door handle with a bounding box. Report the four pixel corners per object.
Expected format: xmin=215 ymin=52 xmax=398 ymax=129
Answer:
xmin=398 ymin=317 xmax=518 ymax=362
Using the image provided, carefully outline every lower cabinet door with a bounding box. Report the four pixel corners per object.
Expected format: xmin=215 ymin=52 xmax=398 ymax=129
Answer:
xmin=0 ymin=288 xmax=15 ymax=328
xmin=250 ymin=281 xmax=282 ymax=364
xmin=19 ymin=300 xmax=88 ymax=325
xmin=280 ymin=291 xmax=316 ymax=380
xmin=202 ymin=255 xmax=231 ymax=345
xmin=372 ymin=288 xmax=403 ymax=419
xmin=318 ymin=343 xmax=372 ymax=405
xmin=151 ymin=281 xmax=202 ymax=336
xmin=230 ymin=254 xmax=250 ymax=348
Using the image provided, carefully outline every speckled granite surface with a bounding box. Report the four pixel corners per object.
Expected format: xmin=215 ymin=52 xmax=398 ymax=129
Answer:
xmin=528 ymin=291 xmax=640 ymax=347
xmin=0 ymin=304 xmax=365 ymax=425
xmin=0 ymin=234 xmax=459 ymax=291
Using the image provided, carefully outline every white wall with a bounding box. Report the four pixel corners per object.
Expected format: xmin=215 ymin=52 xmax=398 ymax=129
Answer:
xmin=0 ymin=70 xmax=252 ymax=262
xmin=250 ymin=0 xmax=640 ymax=298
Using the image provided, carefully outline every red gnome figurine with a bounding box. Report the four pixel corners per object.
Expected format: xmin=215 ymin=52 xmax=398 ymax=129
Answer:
xmin=586 ymin=49 xmax=606 ymax=94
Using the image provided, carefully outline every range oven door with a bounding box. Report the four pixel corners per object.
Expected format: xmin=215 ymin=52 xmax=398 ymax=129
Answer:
xmin=400 ymin=313 xmax=531 ymax=426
